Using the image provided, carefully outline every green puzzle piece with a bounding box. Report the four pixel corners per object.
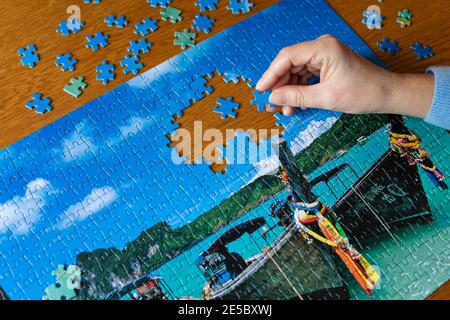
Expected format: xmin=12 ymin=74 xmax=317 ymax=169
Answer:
xmin=174 ymin=29 xmax=196 ymax=50
xmin=160 ymin=6 xmax=183 ymax=23
xmin=43 ymin=265 xmax=81 ymax=300
xmin=64 ymin=76 xmax=87 ymax=97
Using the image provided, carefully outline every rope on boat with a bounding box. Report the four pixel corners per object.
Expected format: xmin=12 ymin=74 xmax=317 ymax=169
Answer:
xmin=262 ymin=247 xmax=304 ymax=300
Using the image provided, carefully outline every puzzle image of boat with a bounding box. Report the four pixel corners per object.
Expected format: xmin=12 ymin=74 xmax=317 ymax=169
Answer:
xmin=0 ymin=0 xmax=448 ymax=301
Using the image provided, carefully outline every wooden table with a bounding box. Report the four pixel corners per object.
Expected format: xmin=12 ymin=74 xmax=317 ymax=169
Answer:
xmin=0 ymin=0 xmax=448 ymax=299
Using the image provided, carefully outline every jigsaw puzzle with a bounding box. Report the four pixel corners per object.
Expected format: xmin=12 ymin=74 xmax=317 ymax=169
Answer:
xmin=0 ymin=0 xmax=448 ymax=301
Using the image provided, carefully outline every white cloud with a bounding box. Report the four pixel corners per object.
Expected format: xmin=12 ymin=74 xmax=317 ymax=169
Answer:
xmin=0 ymin=179 xmax=52 ymax=235
xmin=247 ymin=155 xmax=281 ymax=184
xmin=61 ymin=121 xmax=95 ymax=162
xmin=56 ymin=187 xmax=118 ymax=230
xmin=127 ymin=60 xmax=175 ymax=89
xmin=108 ymin=116 xmax=156 ymax=146
xmin=290 ymin=117 xmax=338 ymax=155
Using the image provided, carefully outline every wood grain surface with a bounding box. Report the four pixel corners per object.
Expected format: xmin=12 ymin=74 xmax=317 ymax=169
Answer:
xmin=0 ymin=0 xmax=448 ymax=299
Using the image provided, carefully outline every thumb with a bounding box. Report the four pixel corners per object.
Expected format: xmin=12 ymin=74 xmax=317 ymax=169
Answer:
xmin=269 ymin=84 xmax=328 ymax=109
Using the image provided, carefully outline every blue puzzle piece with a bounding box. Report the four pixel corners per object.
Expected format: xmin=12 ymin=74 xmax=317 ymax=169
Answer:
xmin=190 ymin=77 xmax=214 ymax=101
xmin=120 ymin=55 xmax=144 ymax=75
xmin=104 ymin=15 xmax=128 ymax=28
xmin=84 ymin=0 xmax=101 ymax=3
xmin=193 ymin=14 xmax=215 ymax=33
xmin=25 ymin=93 xmax=52 ymax=114
xmin=147 ymin=0 xmax=172 ymax=7
xmin=411 ymin=42 xmax=435 ymax=60
xmin=55 ymin=53 xmax=78 ymax=72
xmin=85 ymin=32 xmax=109 ymax=51
xmin=214 ymin=97 xmax=240 ymax=119
xmin=127 ymin=39 xmax=152 ymax=55
xmin=377 ymin=38 xmax=400 ymax=55
xmin=96 ymin=60 xmax=115 ymax=85
xmin=134 ymin=18 xmax=159 ymax=36
xmin=18 ymin=44 xmax=39 ymax=68
xmin=227 ymin=0 xmax=254 ymax=14
xmin=56 ymin=18 xmax=85 ymax=36
xmin=251 ymin=90 xmax=273 ymax=112
xmin=194 ymin=0 xmax=218 ymax=11
xmin=362 ymin=10 xmax=384 ymax=29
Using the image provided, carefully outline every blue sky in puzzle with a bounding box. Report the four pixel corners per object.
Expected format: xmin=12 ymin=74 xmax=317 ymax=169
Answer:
xmin=0 ymin=0 xmax=382 ymax=299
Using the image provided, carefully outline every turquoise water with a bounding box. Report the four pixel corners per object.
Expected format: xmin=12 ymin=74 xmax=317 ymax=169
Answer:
xmin=154 ymin=118 xmax=449 ymax=300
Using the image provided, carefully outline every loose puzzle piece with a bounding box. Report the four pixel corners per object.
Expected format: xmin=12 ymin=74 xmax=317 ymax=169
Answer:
xmin=55 ymin=53 xmax=78 ymax=72
xmin=25 ymin=93 xmax=52 ymax=114
xmin=128 ymin=38 xmax=152 ymax=55
xmin=174 ymin=29 xmax=197 ymax=49
xmin=147 ymin=0 xmax=172 ymax=7
xmin=377 ymin=38 xmax=400 ymax=55
xmin=18 ymin=44 xmax=39 ymax=68
xmin=104 ymin=14 xmax=129 ymax=28
xmin=161 ymin=6 xmax=183 ymax=23
xmin=397 ymin=9 xmax=412 ymax=28
xmin=411 ymin=42 xmax=435 ymax=60
xmin=96 ymin=60 xmax=115 ymax=85
xmin=85 ymin=32 xmax=109 ymax=51
xmin=56 ymin=18 xmax=85 ymax=36
xmin=135 ymin=18 xmax=159 ymax=36
xmin=120 ymin=54 xmax=144 ymax=75
xmin=43 ymin=265 xmax=81 ymax=300
xmin=195 ymin=0 xmax=219 ymax=12
xmin=64 ymin=77 xmax=87 ymax=97
xmin=251 ymin=90 xmax=273 ymax=112
xmin=83 ymin=0 xmax=101 ymax=3
xmin=193 ymin=14 xmax=215 ymax=33
xmin=214 ymin=97 xmax=240 ymax=119
xmin=362 ymin=10 xmax=384 ymax=29
xmin=227 ymin=0 xmax=254 ymax=14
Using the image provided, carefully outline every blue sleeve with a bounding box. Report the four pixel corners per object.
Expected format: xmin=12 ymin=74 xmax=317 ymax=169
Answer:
xmin=425 ymin=67 xmax=450 ymax=130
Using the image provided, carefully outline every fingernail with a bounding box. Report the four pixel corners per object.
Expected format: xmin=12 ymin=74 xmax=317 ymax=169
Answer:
xmin=269 ymin=92 xmax=286 ymax=105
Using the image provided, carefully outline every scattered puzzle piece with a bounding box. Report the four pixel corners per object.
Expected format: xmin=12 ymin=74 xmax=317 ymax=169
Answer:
xmin=64 ymin=77 xmax=87 ymax=97
xmin=55 ymin=53 xmax=78 ymax=72
xmin=194 ymin=0 xmax=218 ymax=12
xmin=411 ymin=42 xmax=435 ymax=60
xmin=214 ymin=97 xmax=240 ymax=119
xmin=83 ymin=0 xmax=101 ymax=3
xmin=96 ymin=60 xmax=115 ymax=85
xmin=251 ymin=90 xmax=273 ymax=112
xmin=362 ymin=10 xmax=384 ymax=29
xmin=85 ymin=32 xmax=109 ymax=51
xmin=120 ymin=54 xmax=144 ymax=75
xmin=377 ymin=38 xmax=400 ymax=55
xmin=134 ymin=18 xmax=159 ymax=36
xmin=147 ymin=0 xmax=172 ymax=7
xmin=25 ymin=93 xmax=52 ymax=114
xmin=18 ymin=44 xmax=39 ymax=68
xmin=174 ymin=29 xmax=196 ymax=49
xmin=104 ymin=14 xmax=129 ymax=28
xmin=56 ymin=18 xmax=85 ymax=36
xmin=397 ymin=9 xmax=412 ymax=28
xmin=193 ymin=14 xmax=215 ymax=33
xmin=227 ymin=0 xmax=254 ymax=14
xmin=161 ymin=6 xmax=183 ymax=23
xmin=128 ymin=39 xmax=152 ymax=55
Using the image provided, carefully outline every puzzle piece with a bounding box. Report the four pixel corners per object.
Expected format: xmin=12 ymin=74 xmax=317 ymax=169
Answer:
xmin=55 ymin=53 xmax=78 ymax=72
xmin=64 ymin=77 xmax=87 ymax=97
xmin=25 ymin=93 xmax=52 ymax=114
xmin=96 ymin=60 xmax=115 ymax=84
xmin=85 ymin=32 xmax=109 ymax=51
xmin=43 ymin=265 xmax=81 ymax=300
xmin=18 ymin=44 xmax=39 ymax=68
xmin=411 ymin=42 xmax=435 ymax=60
xmin=56 ymin=18 xmax=85 ymax=36
xmin=160 ymin=6 xmax=183 ymax=23
xmin=104 ymin=15 xmax=129 ymax=28
xmin=214 ymin=97 xmax=240 ymax=119
xmin=134 ymin=18 xmax=159 ymax=36
xmin=174 ymin=29 xmax=197 ymax=49
xmin=251 ymin=90 xmax=273 ymax=112
xmin=147 ymin=0 xmax=172 ymax=7
xmin=194 ymin=0 xmax=218 ymax=12
xmin=397 ymin=9 xmax=412 ymax=28
xmin=83 ymin=0 xmax=101 ymax=3
xmin=227 ymin=0 xmax=254 ymax=14
xmin=193 ymin=14 xmax=215 ymax=33
xmin=377 ymin=38 xmax=400 ymax=55
xmin=128 ymin=38 xmax=152 ymax=55
xmin=362 ymin=10 xmax=384 ymax=29
xmin=120 ymin=54 xmax=144 ymax=75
